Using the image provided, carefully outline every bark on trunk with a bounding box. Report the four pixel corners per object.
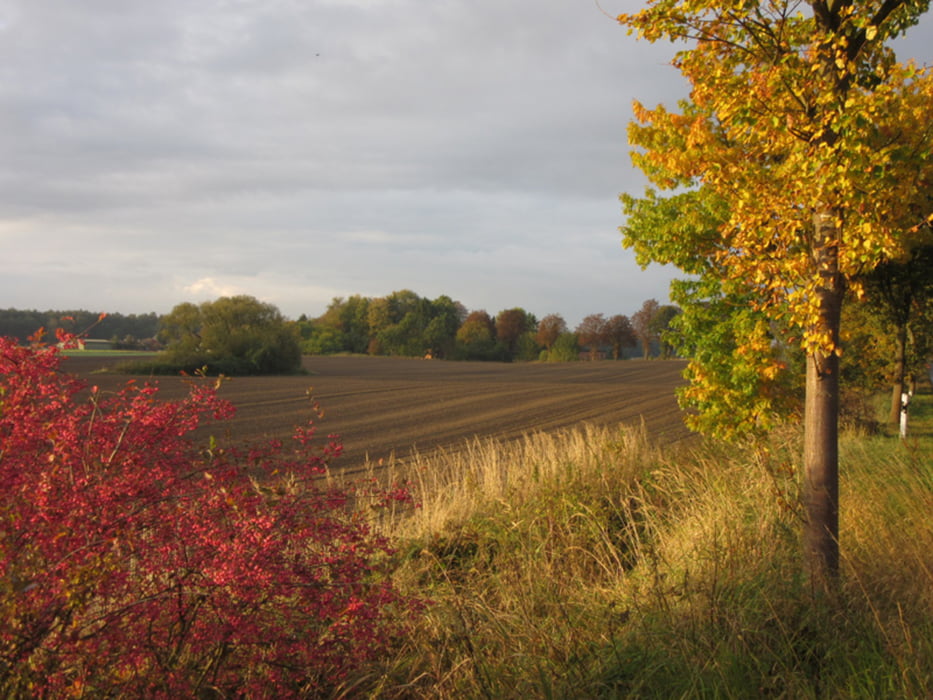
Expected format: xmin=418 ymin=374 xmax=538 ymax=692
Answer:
xmin=804 ymin=211 xmax=844 ymax=585
xmin=804 ymin=345 xmax=841 ymax=582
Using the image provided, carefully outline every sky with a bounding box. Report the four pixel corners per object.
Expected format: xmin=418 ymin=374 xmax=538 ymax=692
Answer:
xmin=1 ymin=1 xmax=930 ymax=327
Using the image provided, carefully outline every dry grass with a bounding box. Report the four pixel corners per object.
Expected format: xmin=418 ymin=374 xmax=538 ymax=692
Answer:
xmin=336 ymin=398 xmax=933 ymax=699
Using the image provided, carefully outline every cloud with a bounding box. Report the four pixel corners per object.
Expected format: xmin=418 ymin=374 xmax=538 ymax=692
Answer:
xmin=182 ymin=277 xmax=245 ymax=300
xmin=0 ymin=1 xmax=929 ymax=327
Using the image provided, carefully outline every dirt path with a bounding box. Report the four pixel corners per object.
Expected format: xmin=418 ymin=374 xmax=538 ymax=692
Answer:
xmin=63 ymin=355 xmax=691 ymax=472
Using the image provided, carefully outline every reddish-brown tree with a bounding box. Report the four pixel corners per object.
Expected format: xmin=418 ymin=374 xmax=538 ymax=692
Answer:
xmin=576 ymin=314 xmax=608 ymax=360
xmin=631 ymin=299 xmax=661 ymax=360
xmin=495 ymin=308 xmax=535 ymax=356
xmin=535 ymin=313 xmax=568 ymax=351
xmin=604 ymin=314 xmax=637 ymax=359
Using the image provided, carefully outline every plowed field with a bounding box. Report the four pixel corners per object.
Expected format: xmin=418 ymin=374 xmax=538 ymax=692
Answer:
xmin=62 ymin=355 xmax=691 ymax=473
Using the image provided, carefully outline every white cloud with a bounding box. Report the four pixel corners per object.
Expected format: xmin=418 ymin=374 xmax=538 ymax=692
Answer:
xmin=181 ymin=277 xmax=245 ymax=300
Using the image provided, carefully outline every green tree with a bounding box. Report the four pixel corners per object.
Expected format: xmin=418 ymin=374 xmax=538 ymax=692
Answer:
xmin=650 ymin=305 xmax=682 ymax=359
xmin=366 ymin=297 xmax=392 ymax=352
xmin=330 ymin=295 xmax=372 ymax=354
xmin=158 ymin=302 xmax=202 ymax=358
xmin=622 ymin=187 xmax=801 ymax=436
xmin=618 ymin=0 xmax=933 ymax=581
xmin=424 ymin=295 xmax=467 ymax=358
xmin=365 ymin=290 xmax=451 ymax=357
xmin=514 ymin=331 xmax=543 ymax=362
xmin=547 ymin=332 xmax=581 ymax=362
xmin=299 ymin=319 xmax=344 ymax=355
xmin=861 ymin=244 xmax=933 ymax=427
xmin=159 ymin=296 xmax=301 ymax=375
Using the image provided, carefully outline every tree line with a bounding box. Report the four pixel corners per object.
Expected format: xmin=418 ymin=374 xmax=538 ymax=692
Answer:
xmin=293 ymin=290 xmax=680 ymax=363
xmin=0 ymin=294 xmax=682 ymax=375
xmin=0 ymin=308 xmax=160 ymax=348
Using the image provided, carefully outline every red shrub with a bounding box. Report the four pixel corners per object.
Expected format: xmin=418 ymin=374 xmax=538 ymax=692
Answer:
xmin=0 ymin=333 xmax=419 ymax=698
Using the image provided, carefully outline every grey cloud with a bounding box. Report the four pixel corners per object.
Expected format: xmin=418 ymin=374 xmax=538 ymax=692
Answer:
xmin=2 ymin=1 xmax=928 ymax=325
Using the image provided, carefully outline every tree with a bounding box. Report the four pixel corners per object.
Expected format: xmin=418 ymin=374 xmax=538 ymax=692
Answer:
xmin=158 ymin=301 xmax=203 ymax=359
xmin=366 ymin=296 xmax=392 ymax=352
xmin=618 ymin=0 xmax=933 ymax=582
xmin=536 ymin=313 xmax=568 ymax=351
xmin=622 ymin=187 xmax=803 ymax=437
xmin=576 ymin=314 xmax=608 ymax=359
xmin=331 ymin=294 xmax=372 ymax=354
xmin=456 ymin=310 xmax=499 ymax=360
xmin=631 ymin=299 xmax=660 ymax=360
xmin=604 ymin=314 xmax=638 ymax=360
xmin=159 ymin=296 xmax=302 ymax=375
xmin=423 ymin=295 xmax=465 ymax=358
xmin=495 ymin=308 xmax=537 ymax=359
xmin=361 ymin=292 xmax=466 ymax=358
xmin=297 ymin=298 xmax=349 ymax=355
xmin=649 ymin=305 xmax=682 ymax=359
xmin=548 ymin=332 xmax=581 ymax=362
xmin=861 ymin=244 xmax=933 ymax=428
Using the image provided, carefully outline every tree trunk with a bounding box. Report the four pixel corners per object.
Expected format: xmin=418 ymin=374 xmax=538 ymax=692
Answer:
xmin=804 ymin=345 xmax=841 ymax=583
xmin=888 ymin=325 xmax=908 ymax=425
xmin=804 ymin=212 xmax=844 ymax=585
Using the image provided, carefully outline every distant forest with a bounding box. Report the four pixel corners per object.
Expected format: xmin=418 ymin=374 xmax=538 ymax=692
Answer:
xmin=0 ymin=308 xmax=160 ymax=347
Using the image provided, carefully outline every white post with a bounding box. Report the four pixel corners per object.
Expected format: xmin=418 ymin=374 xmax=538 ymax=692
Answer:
xmin=899 ymin=390 xmax=912 ymax=439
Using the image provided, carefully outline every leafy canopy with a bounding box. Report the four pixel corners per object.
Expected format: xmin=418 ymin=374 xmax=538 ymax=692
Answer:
xmin=159 ymin=295 xmax=302 ymax=375
xmin=619 ymin=0 xmax=933 ymax=352
xmin=618 ymin=0 xmax=933 ymax=437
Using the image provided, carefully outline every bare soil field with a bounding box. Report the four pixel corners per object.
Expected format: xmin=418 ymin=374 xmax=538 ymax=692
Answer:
xmin=62 ymin=355 xmax=691 ymax=473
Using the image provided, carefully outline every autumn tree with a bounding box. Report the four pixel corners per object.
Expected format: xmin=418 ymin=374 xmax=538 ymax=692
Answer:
xmin=622 ymin=187 xmax=804 ymax=437
xmin=495 ymin=308 xmax=537 ymax=359
xmin=604 ymin=314 xmax=638 ymax=359
xmin=456 ymin=310 xmax=500 ymax=360
xmin=536 ymin=313 xmax=568 ymax=351
xmin=576 ymin=314 xmax=608 ymax=359
xmin=618 ymin=0 xmax=933 ymax=581
xmin=632 ymin=299 xmax=661 ymax=360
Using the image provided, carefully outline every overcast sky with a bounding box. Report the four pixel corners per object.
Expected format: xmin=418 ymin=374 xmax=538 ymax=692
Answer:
xmin=1 ymin=2 xmax=930 ymax=326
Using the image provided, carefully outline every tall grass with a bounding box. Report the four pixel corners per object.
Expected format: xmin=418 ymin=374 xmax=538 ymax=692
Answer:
xmin=343 ymin=398 xmax=933 ymax=698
